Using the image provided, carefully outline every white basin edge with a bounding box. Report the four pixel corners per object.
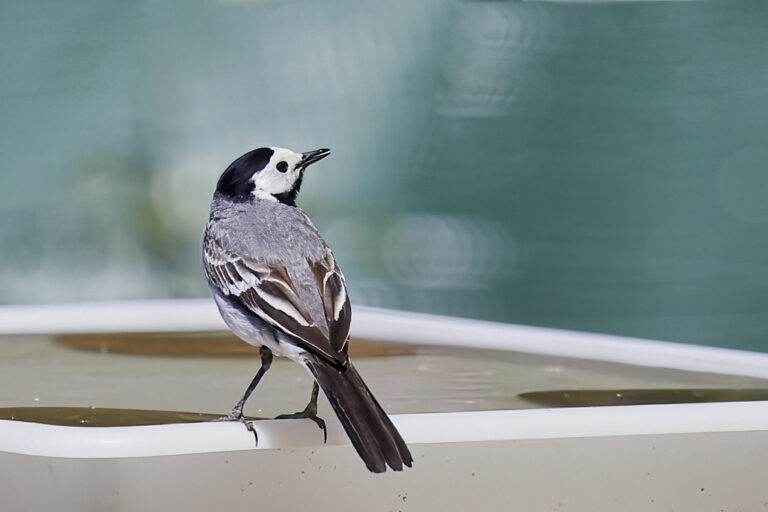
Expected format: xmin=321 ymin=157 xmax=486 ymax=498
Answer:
xmin=2 ymin=401 xmax=768 ymax=459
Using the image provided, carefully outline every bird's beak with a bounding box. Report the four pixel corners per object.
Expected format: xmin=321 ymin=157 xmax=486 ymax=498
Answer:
xmin=300 ymin=148 xmax=331 ymax=168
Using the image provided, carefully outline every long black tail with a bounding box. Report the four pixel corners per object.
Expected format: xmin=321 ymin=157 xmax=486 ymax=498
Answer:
xmin=305 ymin=356 xmax=413 ymax=473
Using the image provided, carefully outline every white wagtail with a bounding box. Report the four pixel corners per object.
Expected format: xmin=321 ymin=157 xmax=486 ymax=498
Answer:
xmin=203 ymin=147 xmax=412 ymax=473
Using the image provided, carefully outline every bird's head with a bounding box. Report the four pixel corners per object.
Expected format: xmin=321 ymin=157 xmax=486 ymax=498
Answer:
xmin=215 ymin=147 xmax=330 ymax=205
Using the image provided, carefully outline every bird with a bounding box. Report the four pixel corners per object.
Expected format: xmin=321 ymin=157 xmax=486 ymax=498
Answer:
xmin=202 ymin=146 xmax=413 ymax=473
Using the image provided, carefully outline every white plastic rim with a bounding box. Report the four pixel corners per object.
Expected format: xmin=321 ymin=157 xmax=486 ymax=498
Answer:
xmin=1 ymin=299 xmax=768 ymax=378
xmin=2 ymin=300 xmax=768 ymax=460
xmin=3 ymin=401 xmax=768 ymax=459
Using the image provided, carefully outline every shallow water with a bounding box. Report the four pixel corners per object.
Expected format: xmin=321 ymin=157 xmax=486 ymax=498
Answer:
xmin=0 ymin=407 xmax=225 ymax=427
xmin=1 ymin=334 xmax=767 ymax=424
xmin=519 ymin=388 xmax=768 ymax=408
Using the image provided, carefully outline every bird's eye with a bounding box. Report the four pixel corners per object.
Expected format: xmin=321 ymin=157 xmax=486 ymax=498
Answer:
xmin=276 ymin=161 xmax=288 ymax=173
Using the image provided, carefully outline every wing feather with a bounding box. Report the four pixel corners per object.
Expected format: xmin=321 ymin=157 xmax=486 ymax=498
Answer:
xmin=308 ymin=248 xmax=352 ymax=353
xmin=204 ymin=227 xmax=352 ymax=367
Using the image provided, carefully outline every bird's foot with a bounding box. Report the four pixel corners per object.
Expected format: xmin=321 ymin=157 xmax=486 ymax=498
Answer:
xmin=239 ymin=417 xmax=259 ymax=446
xmin=275 ymin=382 xmax=326 ymax=442
xmin=212 ymin=406 xmax=242 ymax=422
xmin=275 ymin=409 xmax=327 ymax=443
xmin=212 ymin=407 xmax=258 ymax=446
xmin=275 ymin=411 xmax=326 ymax=443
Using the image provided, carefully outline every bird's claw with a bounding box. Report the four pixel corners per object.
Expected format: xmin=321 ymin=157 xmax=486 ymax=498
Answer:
xmin=275 ymin=411 xmax=328 ymax=444
xmin=212 ymin=410 xmax=258 ymax=446
xmin=241 ymin=417 xmax=259 ymax=447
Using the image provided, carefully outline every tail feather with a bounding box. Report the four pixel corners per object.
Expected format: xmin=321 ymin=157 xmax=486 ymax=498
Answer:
xmin=305 ymin=357 xmax=413 ymax=473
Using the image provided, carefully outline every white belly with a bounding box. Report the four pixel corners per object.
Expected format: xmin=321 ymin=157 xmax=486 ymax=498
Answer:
xmin=212 ymin=289 xmax=309 ymax=363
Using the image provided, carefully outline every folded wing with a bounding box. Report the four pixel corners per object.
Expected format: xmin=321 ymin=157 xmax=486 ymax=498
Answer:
xmin=204 ymin=228 xmax=351 ymax=368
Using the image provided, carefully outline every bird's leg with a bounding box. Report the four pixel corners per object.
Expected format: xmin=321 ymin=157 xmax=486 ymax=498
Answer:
xmin=229 ymin=345 xmax=273 ymax=419
xmin=275 ymin=381 xmax=327 ymax=443
xmin=215 ymin=346 xmax=273 ymax=445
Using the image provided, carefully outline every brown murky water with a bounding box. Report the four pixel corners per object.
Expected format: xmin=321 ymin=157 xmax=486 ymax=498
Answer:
xmin=1 ymin=333 xmax=768 ymax=427
xmin=0 ymin=407 xmax=229 ymax=427
xmin=5 ymin=385 xmax=768 ymax=428
xmin=519 ymin=388 xmax=768 ymax=408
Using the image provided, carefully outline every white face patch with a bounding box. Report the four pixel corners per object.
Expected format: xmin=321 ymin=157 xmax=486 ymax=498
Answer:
xmin=250 ymin=147 xmax=304 ymax=198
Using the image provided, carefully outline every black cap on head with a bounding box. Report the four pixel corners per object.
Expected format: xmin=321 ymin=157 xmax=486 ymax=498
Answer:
xmin=216 ymin=147 xmax=274 ymax=201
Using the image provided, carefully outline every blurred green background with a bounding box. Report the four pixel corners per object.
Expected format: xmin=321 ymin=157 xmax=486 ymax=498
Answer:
xmin=1 ymin=0 xmax=767 ymax=351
